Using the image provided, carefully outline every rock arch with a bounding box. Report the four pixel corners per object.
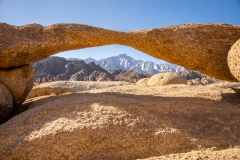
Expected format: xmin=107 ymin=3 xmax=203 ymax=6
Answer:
xmin=1 ymin=23 xmax=240 ymax=81
xmin=0 ymin=22 xmax=240 ymax=123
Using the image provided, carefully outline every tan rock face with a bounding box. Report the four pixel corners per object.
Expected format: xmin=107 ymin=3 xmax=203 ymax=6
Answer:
xmin=136 ymin=78 xmax=150 ymax=85
xmin=1 ymin=23 xmax=240 ymax=81
xmin=0 ymin=83 xmax=13 ymax=123
xmin=228 ymin=39 xmax=240 ymax=81
xmin=0 ymin=23 xmax=122 ymax=68
xmin=0 ymin=65 xmax=34 ymax=108
xmin=0 ymin=92 xmax=239 ymax=159
xmin=26 ymin=87 xmax=76 ymax=99
xmin=147 ymin=72 xmax=187 ymax=86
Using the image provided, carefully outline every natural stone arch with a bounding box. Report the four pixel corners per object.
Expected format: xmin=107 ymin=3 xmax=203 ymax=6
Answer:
xmin=1 ymin=23 xmax=240 ymax=81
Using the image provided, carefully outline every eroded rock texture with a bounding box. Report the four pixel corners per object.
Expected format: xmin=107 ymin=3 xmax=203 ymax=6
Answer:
xmin=228 ymin=39 xmax=240 ymax=81
xmin=0 ymin=65 xmax=34 ymax=108
xmin=0 ymin=93 xmax=239 ymax=159
xmin=147 ymin=72 xmax=187 ymax=86
xmin=1 ymin=23 xmax=240 ymax=81
xmin=0 ymin=83 xmax=13 ymax=123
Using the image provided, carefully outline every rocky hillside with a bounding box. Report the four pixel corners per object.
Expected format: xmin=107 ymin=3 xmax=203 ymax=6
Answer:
xmin=34 ymin=56 xmax=219 ymax=85
xmin=179 ymin=70 xmax=219 ymax=85
xmin=33 ymin=56 xmax=150 ymax=84
xmin=68 ymin=54 xmax=186 ymax=75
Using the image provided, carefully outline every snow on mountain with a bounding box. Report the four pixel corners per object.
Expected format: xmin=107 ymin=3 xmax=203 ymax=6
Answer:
xmin=71 ymin=53 xmax=186 ymax=75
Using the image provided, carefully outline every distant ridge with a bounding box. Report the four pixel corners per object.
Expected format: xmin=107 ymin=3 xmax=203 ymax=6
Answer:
xmin=33 ymin=56 xmax=150 ymax=84
xmin=69 ymin=54 xmax=186 ymax=75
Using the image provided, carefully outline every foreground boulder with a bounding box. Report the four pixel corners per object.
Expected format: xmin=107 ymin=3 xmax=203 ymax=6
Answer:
xmin=228 ymin=39 xmax=240 ymax=81
xmin=1 ymin=23 xmax=240 ymax=81
xmin=0 ymin=83 xmax=13 ymax=123
xmin=0 ymin=92 xmax=239 ymax=159
xmin=147 ymin=72 xmax=187 ymax=86
xmin=0 ymin=65 xmax=34 ymax=108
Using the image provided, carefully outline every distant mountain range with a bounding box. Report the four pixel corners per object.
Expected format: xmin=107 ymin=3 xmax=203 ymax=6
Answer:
xmin=33 ymin=54 xmax=217 ymax=85
xmin=33 ymin=56 xmax=150 ymax=84
xmin=67 ymin=54 xmax=186 ymax=75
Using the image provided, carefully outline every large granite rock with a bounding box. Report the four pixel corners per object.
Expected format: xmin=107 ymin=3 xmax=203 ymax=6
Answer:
xmin=136 ymin=78 xmax=150 ymax=85
xmin=147 ymin=72 xmax=187 ymax=86
xmin=0 ymin=93 xmax=239 ymax=159
xmin=1 ymin=23 xmax=240 ymax=81
xmin=0 ymin=83 xmax=13 ymax=123
xmin=0 ymin=65 xmax=34 ymax=108
xmin=228 ymin=39 xmax=240 ymax=81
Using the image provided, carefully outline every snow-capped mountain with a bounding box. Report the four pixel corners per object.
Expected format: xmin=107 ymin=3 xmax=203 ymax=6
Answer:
xmin=68 ymin=54 xmax=186 ymax=75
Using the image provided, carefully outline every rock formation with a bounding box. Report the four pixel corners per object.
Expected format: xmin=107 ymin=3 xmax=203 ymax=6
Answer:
xmin=113 ymin=70 xmax=151 ymax=82
xmin=228 ymin=39 xmax=240 ymax=81
xmin=33 ymin=56 xmax=68 ymax=79
xmin=0 ymin=22 xmax=240 ymax=123
xmin=0 ymin=84 xmax=13 ymax=123
xmin=0 ymin=65 xmax=34 ymax=107
xmin=0 ymin=65 xmax=34 ymax=123
xmin=136 ymin=78 xmax=150 ymax=85
xmin=147 ymin=72 xmax=187 ymax=86
xmin=0 ymin=92 xmax=239 ymax=159
xmin=26 ymin=81 xmax=131 ymax=100
xmin=33 ymin=56 xmax=150 ymax=84
xmin=1 ymin=23 xmax=240 ymax=81
xmin=179 ymin=70 xmax=219 ymax=85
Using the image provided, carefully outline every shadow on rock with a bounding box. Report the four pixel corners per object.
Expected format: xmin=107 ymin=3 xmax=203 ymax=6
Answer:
xmin=0 ymin=92 xmax=240 ymax=159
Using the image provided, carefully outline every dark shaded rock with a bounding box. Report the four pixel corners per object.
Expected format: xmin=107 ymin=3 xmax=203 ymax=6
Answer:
xmin=33 ymin=56 xmax=68 ymax=80
xmin=0 ymin=65 xmax=34 ymax=108
xmin=114 ymin=70 xmax=151 ymax=83
xmin=0 ymin=83 xmax=13 ymax=123
xmin=179 ymin=70 xmax=219 ymax=85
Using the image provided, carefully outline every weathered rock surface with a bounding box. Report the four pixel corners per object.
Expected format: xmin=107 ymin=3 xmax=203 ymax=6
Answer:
xmin=0 ymin=23 xmax=121 ymax=68
xmin=0 ymin=65 xmax=34 ymax=108
xmin=1 ymin=23 xmax=240 ymax=81
xmin=136 ymin=78 xmax=150 ymax=85
xmin=0 ymin=83 xmax=13 ymax=123
xmin=125 ymin=24 xmax=240 ymax=82
xmin=27 ymin=81 xmax=131 ymax=100
xmin=0 ymin=92 xmax=239 ymax=159
xmin=228 ymin=39 xmax=240 ymax=81
xmin=26 ymin=87 xmax=76 ymax=99
xmin=147 ymin=72 xmax=187 ymax=86
xmin=143 ymin=147 xmax=240 ymax=160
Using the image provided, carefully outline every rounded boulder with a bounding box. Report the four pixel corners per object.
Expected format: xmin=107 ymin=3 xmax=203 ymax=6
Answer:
xmin=147 ymin=72 xmax=187 ymax=86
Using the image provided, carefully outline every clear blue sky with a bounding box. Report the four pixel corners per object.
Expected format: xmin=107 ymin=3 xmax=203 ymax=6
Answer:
xmin=1 ymin=0 xmax=240 ymax=64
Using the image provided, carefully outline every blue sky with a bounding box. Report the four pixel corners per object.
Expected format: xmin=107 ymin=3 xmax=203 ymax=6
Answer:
xmin=1 ymin=0 xmax=240 ymax=64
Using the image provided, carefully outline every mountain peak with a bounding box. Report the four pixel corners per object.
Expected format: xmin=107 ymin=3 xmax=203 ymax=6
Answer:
xmin=79 ymin=54 xmax=186 ymax=75
xmin=118 ymin=53 xmax=129 ymax=58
